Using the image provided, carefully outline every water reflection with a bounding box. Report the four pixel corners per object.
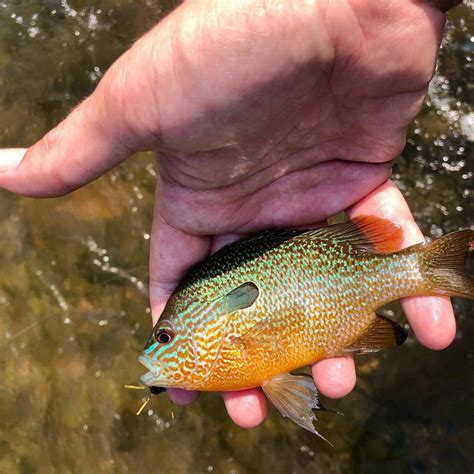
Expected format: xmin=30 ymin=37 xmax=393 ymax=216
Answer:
xmin=0 ymin=2 xmax=472 ymax=473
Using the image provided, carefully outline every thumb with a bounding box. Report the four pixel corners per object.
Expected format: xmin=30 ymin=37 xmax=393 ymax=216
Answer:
xmin=0 ymin=37 xmax=160 ymax=197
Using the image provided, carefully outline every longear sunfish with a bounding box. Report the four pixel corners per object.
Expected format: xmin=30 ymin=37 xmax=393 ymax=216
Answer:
xmin=137 ymin=216 xmax=473 ymax=438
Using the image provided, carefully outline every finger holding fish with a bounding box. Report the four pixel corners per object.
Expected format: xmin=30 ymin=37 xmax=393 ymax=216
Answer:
xmin=167 ymin=387 xmax=199 ymax=406
xmin=311 ymin=356 xmax=356 ymax=399
xmin=223 ymin=389 xmax=268 ymax=429
xmin=348 ymin=180 xmax=456 ymax=350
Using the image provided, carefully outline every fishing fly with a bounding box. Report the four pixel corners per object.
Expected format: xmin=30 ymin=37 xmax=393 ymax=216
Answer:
xmin=124 ymin=385 xmax=166 ymax=415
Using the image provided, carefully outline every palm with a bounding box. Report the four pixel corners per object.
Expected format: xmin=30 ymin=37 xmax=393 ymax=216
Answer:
xmin=144 ymin=0 xmax=443 ymax=234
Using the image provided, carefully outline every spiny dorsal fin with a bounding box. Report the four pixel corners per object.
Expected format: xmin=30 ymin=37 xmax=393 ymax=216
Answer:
xmin=313 ymin=215 xmax=403 ymax=254
xmin=344 ymin=313 xmax=408 ymax=354
xmin=261 ymin=373 xmax=336 ymax=444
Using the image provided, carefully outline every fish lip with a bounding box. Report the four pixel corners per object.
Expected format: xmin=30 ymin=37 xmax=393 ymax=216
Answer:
xmin=138 ymin=354 xmax=162 ymax=386
xmin=140 ymin=370 xmax=159 ymax=386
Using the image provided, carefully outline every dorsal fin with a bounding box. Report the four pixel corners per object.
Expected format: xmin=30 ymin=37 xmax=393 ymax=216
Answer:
xmin=313 ymin=215 xmax=403 ymax=254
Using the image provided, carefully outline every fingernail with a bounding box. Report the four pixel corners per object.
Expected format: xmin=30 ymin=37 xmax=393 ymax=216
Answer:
xmin=0 ymin=148 xmax=27 ymax=172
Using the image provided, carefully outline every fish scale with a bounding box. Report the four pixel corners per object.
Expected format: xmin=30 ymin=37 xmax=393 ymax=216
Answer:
xmin=197 ymin=242 xmax=420 ymax=390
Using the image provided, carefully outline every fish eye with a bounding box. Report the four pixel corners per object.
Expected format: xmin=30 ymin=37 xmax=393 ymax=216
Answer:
xmin=154 ymin=328 xmax=174 ymax=344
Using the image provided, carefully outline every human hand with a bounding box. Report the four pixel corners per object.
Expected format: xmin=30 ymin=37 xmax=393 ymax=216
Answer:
xmin=0 ymin=0 xmax=461 ymax=428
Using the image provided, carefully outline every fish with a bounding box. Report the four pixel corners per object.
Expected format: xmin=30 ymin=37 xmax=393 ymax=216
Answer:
xmin=137 ymin=216 xmax=473 ymax=439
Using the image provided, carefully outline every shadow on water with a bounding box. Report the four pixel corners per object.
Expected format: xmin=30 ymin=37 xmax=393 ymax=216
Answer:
xmin=0 ymin=2 xmax=472 ymax=473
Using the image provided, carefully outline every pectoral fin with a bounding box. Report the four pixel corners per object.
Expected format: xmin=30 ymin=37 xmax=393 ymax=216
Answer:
xmin=222 ymin=282 xmax=259 ymax=313
xmin=344 ymin=313 xmax=407 ymax=354
xmin=261 ymin=373 xmax=336 ymax=444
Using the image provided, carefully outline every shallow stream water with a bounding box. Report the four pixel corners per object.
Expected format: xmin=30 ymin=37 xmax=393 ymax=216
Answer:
xmin=0 ymin=2 xmax=472 ymax=473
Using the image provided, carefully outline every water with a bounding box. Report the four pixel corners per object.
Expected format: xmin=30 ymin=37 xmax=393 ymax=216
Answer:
xmin=0 ymin=2 xmax=472 ymax=473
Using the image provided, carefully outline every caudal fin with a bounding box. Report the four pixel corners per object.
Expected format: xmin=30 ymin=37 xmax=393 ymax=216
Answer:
xmin=420 ymin=230 xmax=473 ymax=298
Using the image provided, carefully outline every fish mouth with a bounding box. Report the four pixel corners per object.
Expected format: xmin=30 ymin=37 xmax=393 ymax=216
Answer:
xmin=140 ymin=371 xmax=160 ymax=386
xmin=138 ymin=354 xmax=162 ymax=387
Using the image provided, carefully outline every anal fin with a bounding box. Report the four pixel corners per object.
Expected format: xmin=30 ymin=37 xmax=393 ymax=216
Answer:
xmin=261 ymin=373 xmax=336 ymax=444
xmin=345 ymin=313 xmax=408 ymax=354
